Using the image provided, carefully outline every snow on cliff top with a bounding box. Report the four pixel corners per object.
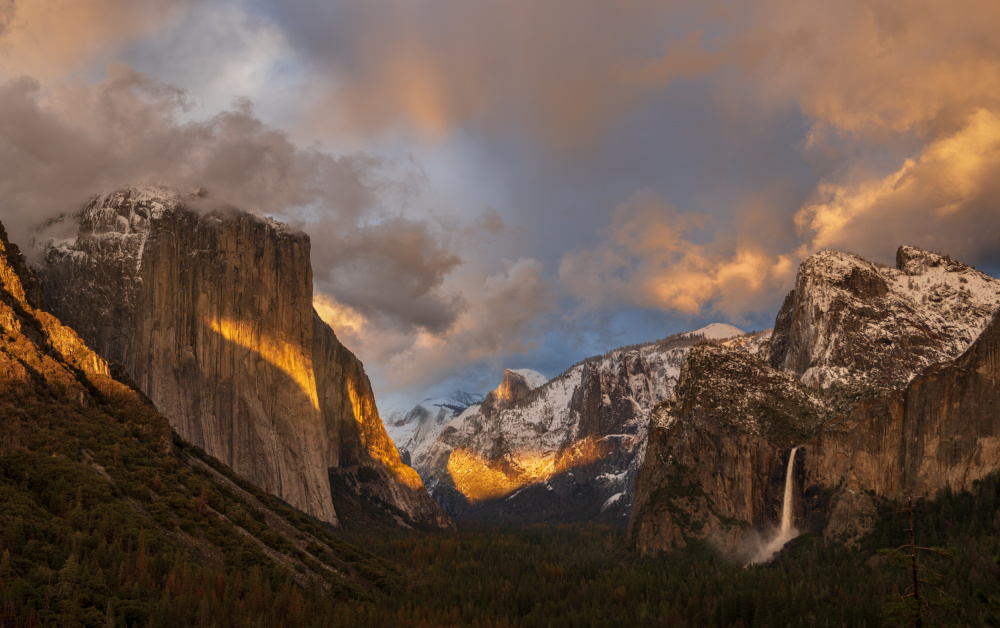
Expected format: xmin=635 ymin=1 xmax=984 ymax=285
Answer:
xmin=782 ymin=246 xmax=1000 ymax=389
xmin=509 ymin=368 xmax=549 ymax=389
xmin=687 ymin=323 xmax=744 ymax=340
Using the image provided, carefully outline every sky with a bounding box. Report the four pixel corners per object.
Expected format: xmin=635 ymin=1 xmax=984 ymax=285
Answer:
xmin=2 ymin=0 xmax=1000 ymax=413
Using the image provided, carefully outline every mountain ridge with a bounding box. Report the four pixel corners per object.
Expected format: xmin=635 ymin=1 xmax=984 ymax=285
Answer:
xmin=393 ymin=326 xmax=751 ymax=523
xmin=630 ymin=244 xmax=1000 ymax=555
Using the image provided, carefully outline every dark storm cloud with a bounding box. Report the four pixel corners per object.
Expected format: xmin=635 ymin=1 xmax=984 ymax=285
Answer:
xmin=309 ymin=216 xmax=462 ymax=333
xmin=0 ymin=65 xmax=465 ymax=335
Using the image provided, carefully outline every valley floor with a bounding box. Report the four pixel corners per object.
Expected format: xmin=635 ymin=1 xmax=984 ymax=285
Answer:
xmin=336 ymin=476 xmax=1000 ymax=628
xmin=4 ymin=459 xmax=999 ymax=626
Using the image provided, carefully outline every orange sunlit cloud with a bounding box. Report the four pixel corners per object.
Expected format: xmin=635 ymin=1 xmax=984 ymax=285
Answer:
xmin=795 ymin=108 xmax=1000 ymax=257
xmin=0 ymin=0 xmax=191 ymax=79
xmin=559 ymin=190 xmax=798 ymax=319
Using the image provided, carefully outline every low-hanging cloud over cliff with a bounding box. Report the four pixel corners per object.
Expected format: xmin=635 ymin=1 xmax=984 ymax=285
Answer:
xmin=316 ymin=257 xmax=556 ymax=391
xmin=0 ymin=64 xmax=468 ymax=340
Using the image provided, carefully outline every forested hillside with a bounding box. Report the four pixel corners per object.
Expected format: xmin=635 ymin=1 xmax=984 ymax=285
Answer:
xmin=0 ymin=220 xmax=398 ymax=626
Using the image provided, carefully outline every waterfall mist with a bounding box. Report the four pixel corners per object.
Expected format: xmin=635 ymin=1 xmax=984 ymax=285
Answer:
xmin=748 ymin=447 xmax=800 ymax=565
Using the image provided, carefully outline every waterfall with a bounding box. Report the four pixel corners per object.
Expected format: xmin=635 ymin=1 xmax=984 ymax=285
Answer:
xmin=750 ymin=447 xmax=799 ymax=564
xmin=778 ymin=446 xmax=798 ymax=537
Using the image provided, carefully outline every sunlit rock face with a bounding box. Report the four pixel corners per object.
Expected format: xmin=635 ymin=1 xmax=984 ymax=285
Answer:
xmin=479 ymin=369 xmax=540 ymax=414
xmin=630 ymin=246 xmax=1000 ymax=556
xmin=34 ymin=186 xmax=450 ymax=529
xmin=399 ymin=330 xmax=751 ymax=524
xmin=0 ymin=218 xmax=111 ymax=387
xmin=0 ymin=216 xmax=171 ymax=457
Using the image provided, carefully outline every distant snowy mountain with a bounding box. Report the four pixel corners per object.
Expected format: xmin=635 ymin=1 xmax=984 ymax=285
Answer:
xmin=685 ymin=323 xmax=744 ymax=340
xmin=390 ymin=325 xmax=768 ymax=524
xmin=385 ymin=391 xmax=486 ymax=466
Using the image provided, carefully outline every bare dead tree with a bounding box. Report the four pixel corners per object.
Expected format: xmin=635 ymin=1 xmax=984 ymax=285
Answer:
xmin=882 ymin=495 xmax=955 ymax=627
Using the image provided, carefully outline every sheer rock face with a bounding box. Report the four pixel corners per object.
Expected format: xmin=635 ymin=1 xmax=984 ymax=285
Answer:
xmin=631 ymin=246 xmax=1000 ymax=555
xmin=312 ymin=315 xmax=453 ymax=529
xmin=767 ymin=247 xmax=1000 ymax=390
xmin=807 ymin=310 xmax=1000 ymax=534
xmin=628 ymin=345 xmax=826 ymax=556
xmin=35 ymin=186 xmax=449 ymax=529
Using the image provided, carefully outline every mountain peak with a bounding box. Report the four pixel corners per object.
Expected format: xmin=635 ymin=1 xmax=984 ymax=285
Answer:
xmin=895 ymin=245 xmax=974 ymax=276
xmin=484 ymin=369 xmax=546 ymax=409
xmin=84 ymin=184 xmax=183 ymax=233
xmin=769 ymin=244 xmax=1000 ymax=389
xmin=505 ymin=368 xmax=548 ymax=389
xmin=687 ymin=323 xmax=744 ymax=340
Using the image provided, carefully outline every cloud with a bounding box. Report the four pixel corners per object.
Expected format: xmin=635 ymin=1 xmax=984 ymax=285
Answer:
xmin=622 ymin=1 xmax=1000 ymax=138
xmin=309 ymin=216 xmax=463 ymax=334
xmin=317 ymin=257 xmax=556 ymax=392
xmin=3 ymin=0 xmax=1000 ymax=401
xmin=559 ymin=190 xmax=795 ymax=320
xmin=558 ymin=0 xmax=1000 ymax=316
xmin=0 ymin=2 xmax=12 ymax=39
xmin=795 ymin=108 xmax=1000 ymax=261
xmin=272 ymin=0 xmax=691 ymax=148
xmin=0 ymin=0 xmax=192 ymax=80
xmin=0 ymin=64 xmax=467 ymax=336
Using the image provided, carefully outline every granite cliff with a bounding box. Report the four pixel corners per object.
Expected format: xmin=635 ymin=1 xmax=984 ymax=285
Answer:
xmin=807 ymin=308 xmax=1000 ymax=541
xmin=0 ymin=217 xmax=404 ymax=616
xmin=630 ymin=246 xmax=1000 ymax=555
xmin=34 ymin=186 xmax=450 ymax=529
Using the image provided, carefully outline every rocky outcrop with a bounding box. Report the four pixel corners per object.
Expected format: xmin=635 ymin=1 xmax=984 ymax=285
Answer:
xmin=0 ymin=220 xmax=112 ymax=388
xmin=630 ymin=246 xmax=1000 ymax=555
xmin=34 ymin=186 xmax=450 ymax=529
xmin=628 ymin=344 xmax=828 ymax=555
xmin=401 ymin=329 xmax=739 ymax=523
xmin=480 ymin=369 xmax=538 ymax=416
xmin=768 ymin=247 xmax=1000 ymax=390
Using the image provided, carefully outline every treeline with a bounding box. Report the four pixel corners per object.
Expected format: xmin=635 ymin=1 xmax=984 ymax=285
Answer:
xmin=341 ymin=474 xmax=1000 ymax=627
